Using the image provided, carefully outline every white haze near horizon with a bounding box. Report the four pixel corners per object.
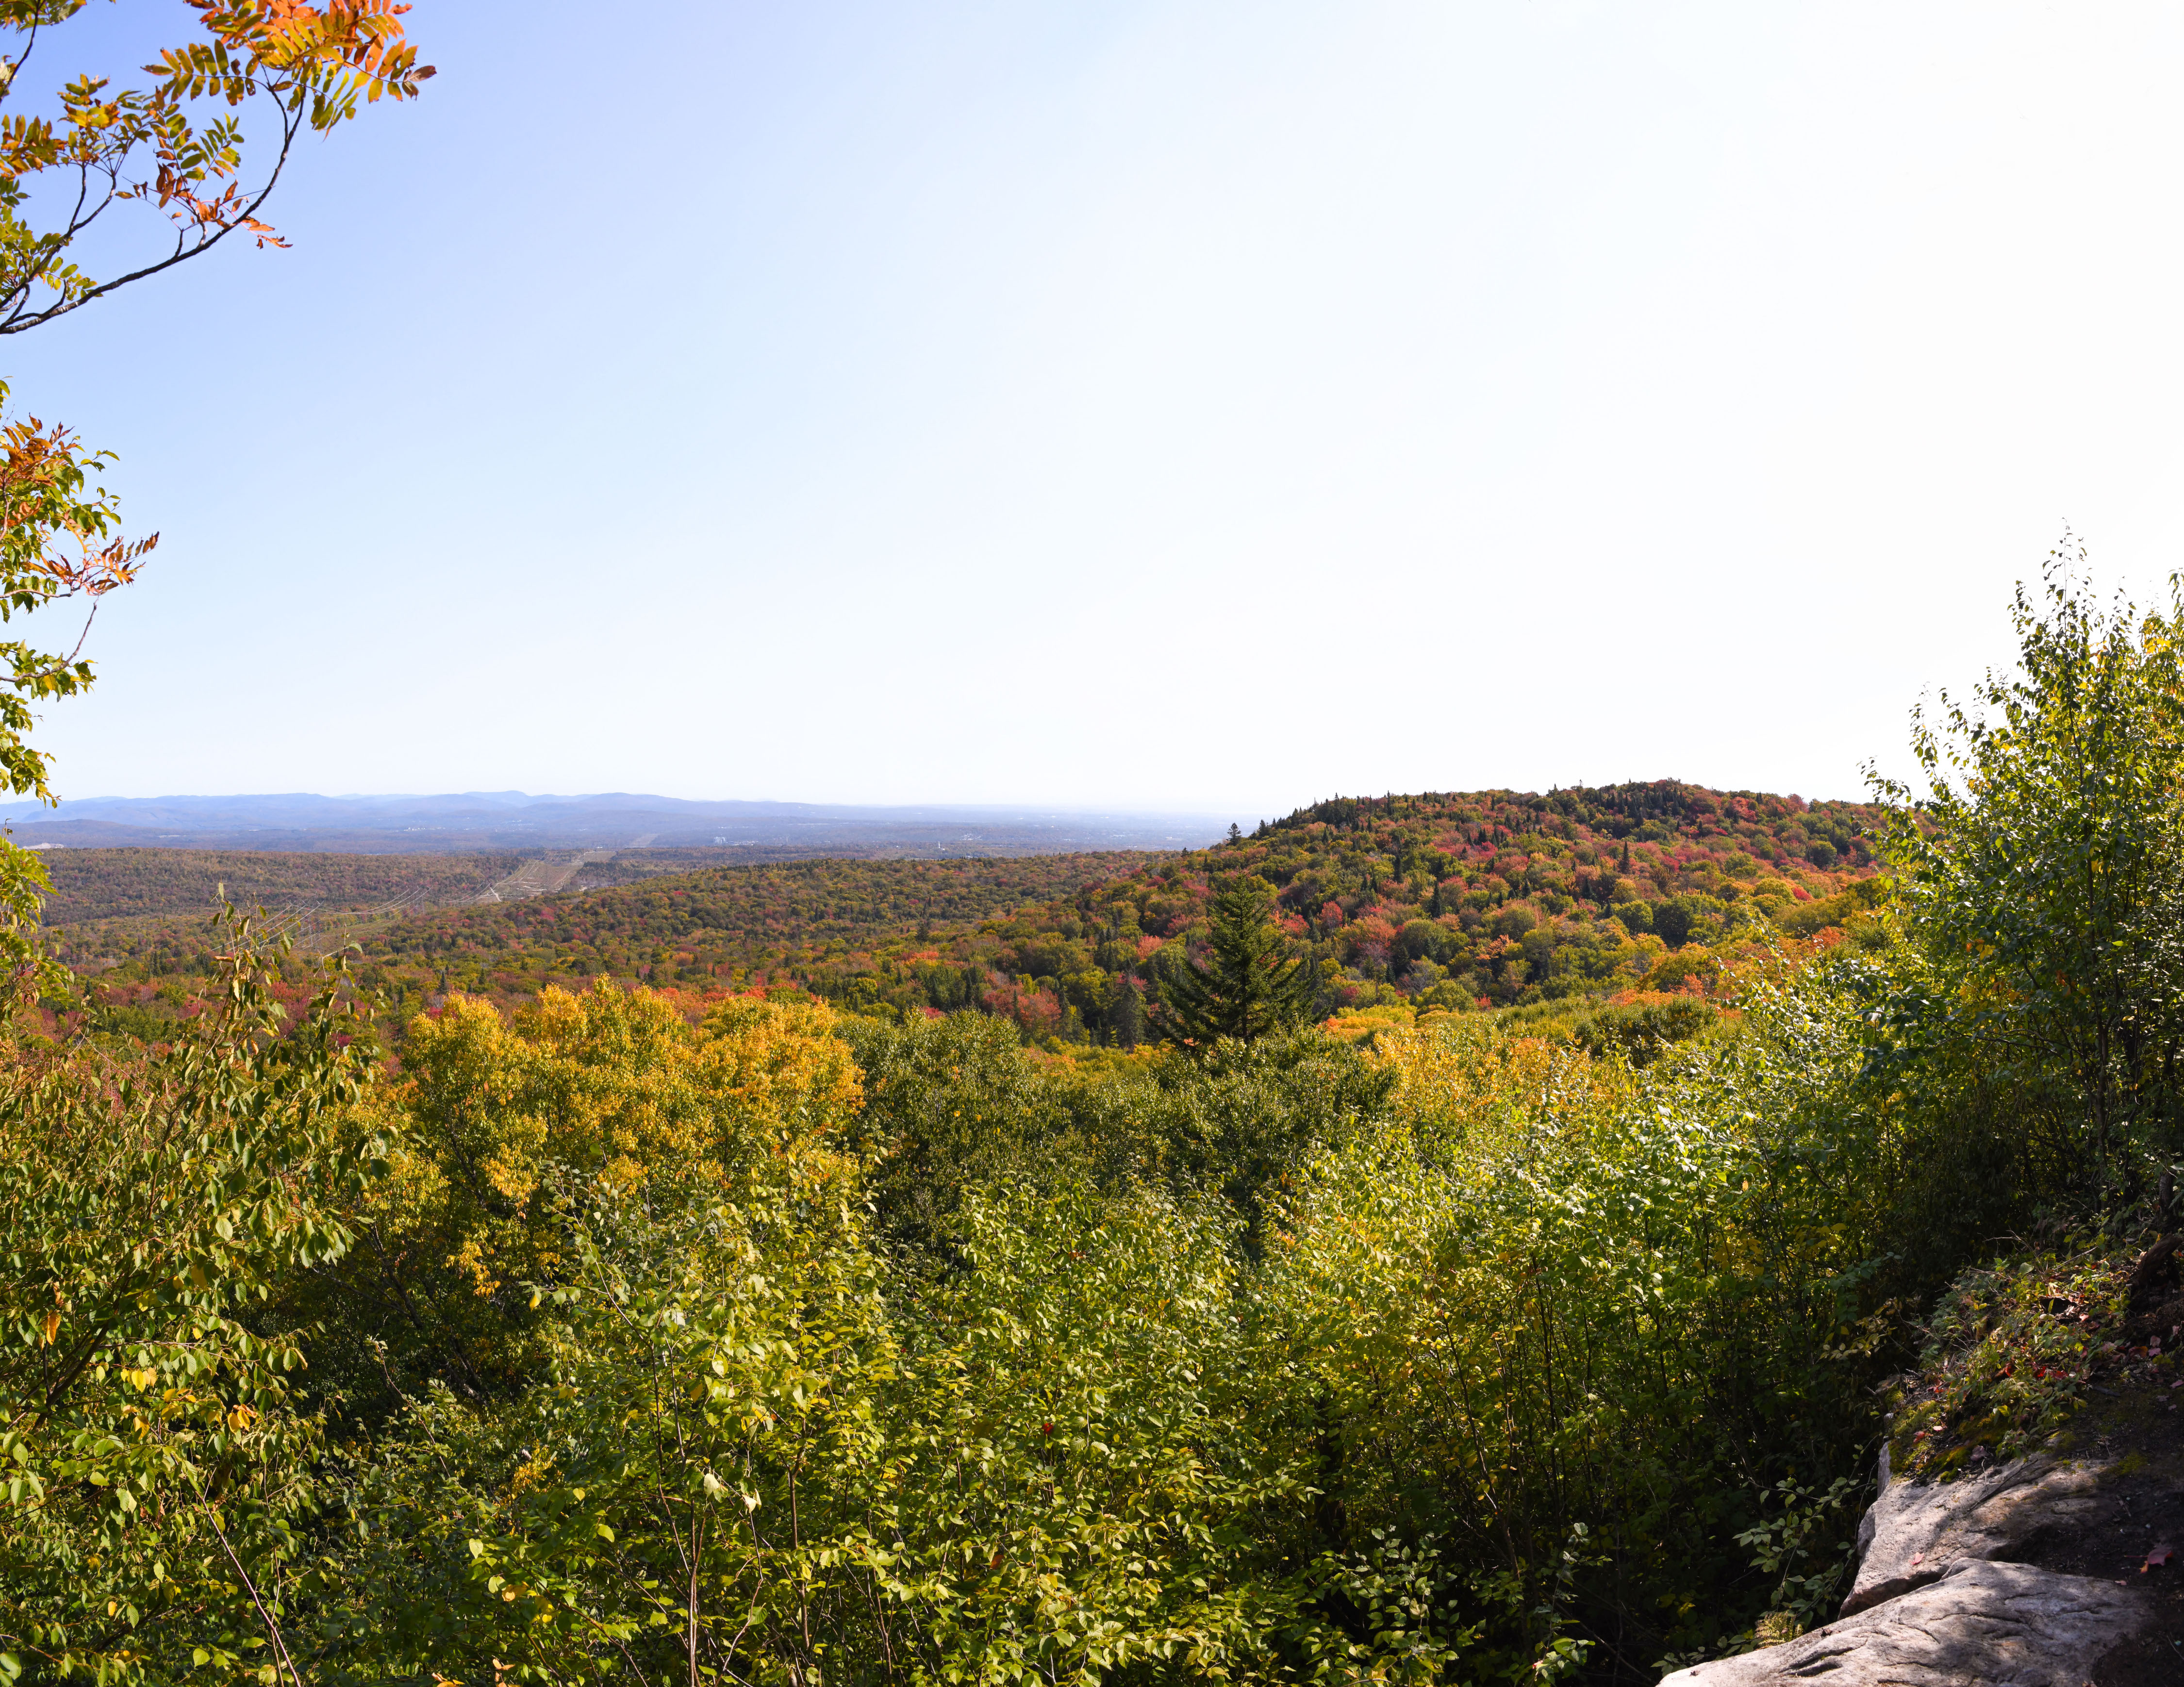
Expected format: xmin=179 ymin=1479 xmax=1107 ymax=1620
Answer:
xmin=5 ymin=1 xmax=2184 ymax=816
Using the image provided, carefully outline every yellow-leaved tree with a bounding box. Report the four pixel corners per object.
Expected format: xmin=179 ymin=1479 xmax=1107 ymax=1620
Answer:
xmin=323 ymin=984 xmax=864 ymax=1405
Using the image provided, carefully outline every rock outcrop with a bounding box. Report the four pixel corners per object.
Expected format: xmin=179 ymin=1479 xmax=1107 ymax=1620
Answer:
xmin=1658 ymin=1558 xmax=2146 ymax=1687
xmin=1838 ymin=1444 xmax=2109 ymax=1616
xmin=1658 ymin=1445 xmax=2181 ymax=1687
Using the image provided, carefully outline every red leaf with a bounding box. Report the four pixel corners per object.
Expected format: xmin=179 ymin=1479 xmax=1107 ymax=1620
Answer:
xmin=2142 ymin=1543 xmax=2172 ymax=1572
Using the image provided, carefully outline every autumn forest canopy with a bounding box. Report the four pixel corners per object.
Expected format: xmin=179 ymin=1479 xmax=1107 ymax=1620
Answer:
xmin=38 ymin=775 xmax=1887 ymax=1052
xmin=9 ymin=8 xmax=2184 ymax=1687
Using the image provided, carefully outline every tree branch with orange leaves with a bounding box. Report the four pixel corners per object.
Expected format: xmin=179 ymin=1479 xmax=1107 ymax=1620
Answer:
xmin=0 ymin=0 xmax=432 ymax=333
xmin=0 ymin=401 xmax=155 ymax=803
xmin=0 ymin=0 xmax=428 ymax=823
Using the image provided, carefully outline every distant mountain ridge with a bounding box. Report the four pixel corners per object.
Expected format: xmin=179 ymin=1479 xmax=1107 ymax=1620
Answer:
xmin=0 ymin=791 xmax=1230 ymax=856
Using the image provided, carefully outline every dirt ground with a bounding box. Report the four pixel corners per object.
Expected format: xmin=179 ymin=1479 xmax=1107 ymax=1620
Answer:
xmin=2046 ymin=1384 xmax=2184 ymax=1685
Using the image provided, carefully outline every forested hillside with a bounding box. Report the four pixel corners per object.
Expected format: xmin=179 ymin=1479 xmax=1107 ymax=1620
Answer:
xmin=42 ymin=851 xmax=1169 ymax=1026
xmin=50 ymin=782 xmax=1885 ymax=1043
xmin=29 ymin=847 xmax=523 ymax=922
xmin=358 ymin=780 xmax=1883 ymax=1030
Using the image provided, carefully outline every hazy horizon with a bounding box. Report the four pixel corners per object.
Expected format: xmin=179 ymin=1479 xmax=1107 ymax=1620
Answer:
xmin=0 ymin=777 xmax=1854 ymax=825
xmin=0 ymin=790 xmax=1236 ymax=817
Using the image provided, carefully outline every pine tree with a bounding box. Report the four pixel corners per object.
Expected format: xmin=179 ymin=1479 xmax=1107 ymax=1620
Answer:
xmin=1107 ymin=975 xmax=1146 ymax=1047
xmin=1156 ymin=882 xmax=1316 ymax=1046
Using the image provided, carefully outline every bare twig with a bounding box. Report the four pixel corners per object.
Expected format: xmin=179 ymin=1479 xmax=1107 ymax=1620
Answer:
xmin=206 ymin=1503 xmax=305 ymax=1687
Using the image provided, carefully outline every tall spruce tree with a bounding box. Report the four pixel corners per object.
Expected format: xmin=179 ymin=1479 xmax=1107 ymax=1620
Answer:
xmin=1157 ymin=879 xmax=1317 ymax=1046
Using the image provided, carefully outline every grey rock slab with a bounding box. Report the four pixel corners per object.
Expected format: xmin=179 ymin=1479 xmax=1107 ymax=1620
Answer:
xmin=1657 ymin=1559 xmax=2147 ymax=1687
xmin=1841 ymin=1451 xmax=2111 ymax=1616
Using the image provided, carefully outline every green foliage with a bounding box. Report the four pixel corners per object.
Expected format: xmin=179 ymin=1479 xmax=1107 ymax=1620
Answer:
xmin=0 ymin=395 xmax=156 ymax=990
xmin=1143 ymin=1032 xmax=1394 ymax=1247
xmin=1873 ymin=551 xmax=2184 ymax=1200
xmin=6 ymin=947 xmax=1915 ymax=1681
xmin=0 ymin=929 xmax=381 ymax=1683
xmin=1886 ymin=1246 xmax=2134 ymax=1478
xmin=1489 ymin=906 xmax=1536 ymax=940
xmin=304 ymin=984 xmax=865 ymax=1418
xmin=1773 ymin=878 xmax=1889 ymax=940
xmin=1269 ymin=980 xmax=1892 ymax=1668
xmin=1568 ymin=996 xmax=1719 ymax=1067
xmin=841 ymin=1008 xmax=1090 ymax=1243
xmin=1730 ymin=1477 xmax=1863 ymax=1643
xmin=306 ymin=1019 xmax=1461 ymax=1684
xmin=843 ymin=1010 xmax=1390 ymax=1256
xmin=0 ymin=8 xmax=431 ymax=1670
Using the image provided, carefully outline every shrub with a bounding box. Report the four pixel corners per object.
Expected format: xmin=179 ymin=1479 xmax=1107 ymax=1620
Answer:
xmin=1570 ymin=997 xmax=1719 ymax=1066
xmin=1874 ymin=556 xmax=2184 ymax=1201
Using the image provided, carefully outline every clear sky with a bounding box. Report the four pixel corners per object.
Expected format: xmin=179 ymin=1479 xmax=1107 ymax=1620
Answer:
xmin=8 ymin=1 xmax=2184 ymax=815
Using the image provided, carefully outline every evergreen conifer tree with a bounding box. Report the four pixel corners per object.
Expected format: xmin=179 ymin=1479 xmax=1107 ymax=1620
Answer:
xmin=1156 ymin=880 xmax=1316 ymax=1046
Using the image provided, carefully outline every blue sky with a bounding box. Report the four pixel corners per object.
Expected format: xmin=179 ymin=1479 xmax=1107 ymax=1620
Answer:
xmin=10 ymin=1 xmax=2184 ymax=812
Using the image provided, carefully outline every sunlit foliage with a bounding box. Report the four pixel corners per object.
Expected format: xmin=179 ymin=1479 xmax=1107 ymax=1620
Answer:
xmin=12 ymin=554 xmax=2184 ymax=1682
